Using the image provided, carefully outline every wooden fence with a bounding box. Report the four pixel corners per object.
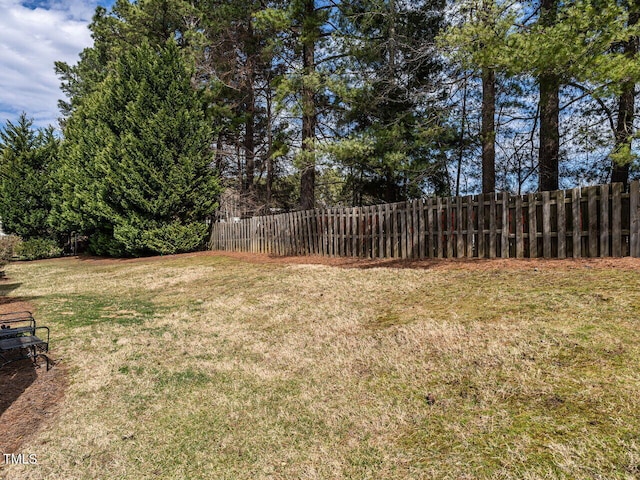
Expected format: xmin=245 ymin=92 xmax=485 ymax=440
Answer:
xmin=209 ymin=182 xmax=640 ymax=259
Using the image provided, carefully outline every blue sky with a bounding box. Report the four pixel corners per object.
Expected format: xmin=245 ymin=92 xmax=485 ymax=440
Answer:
xmin=0 ymin=0 xmax=115 ymax=130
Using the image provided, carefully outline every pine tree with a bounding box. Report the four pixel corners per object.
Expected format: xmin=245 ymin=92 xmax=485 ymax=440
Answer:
xmin=333 ymin=0 xmax=452 ymax=202
xmin=437 ymin=0 xmax=518 ymax=193
xmin=51 ymin=41 xmax=220 ymax=256
xmin=0 ymin=114 xmax=58 ymax=239
xmin=56 ymin=0 xmax=204 ymax=120
xmin=611 ymin=1 xmax=639 ymax=187
xmin=255 ymin=0 xmax=333 ymax=209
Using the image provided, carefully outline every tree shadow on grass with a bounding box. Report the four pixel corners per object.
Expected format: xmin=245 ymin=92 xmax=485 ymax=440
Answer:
xmin=0 ymin=359 xmax=38 ymax=419
xmin=0 ymin=359 xmax=39 ymax=455
xmin=0 ymin=283 xmax=22 ymax=296
xmin=0 ymin=356 xmax=64 ymax=456
xmin=0 ymin=295 xmax=38 ymax=313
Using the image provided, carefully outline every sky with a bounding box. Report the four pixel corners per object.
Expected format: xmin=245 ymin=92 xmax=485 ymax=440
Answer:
xmin=0 ymin=0 xmax=115 ymax=130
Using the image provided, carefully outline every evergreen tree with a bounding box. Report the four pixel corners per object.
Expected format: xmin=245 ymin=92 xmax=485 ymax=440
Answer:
xmin=0 ymin=114 xmax=58 ymax=239
xmin=332 ymin=0 xmax=452 ymax=203
xmin=199 ymin=0 xmax=280 ymax=203
xmin=56 ymin=0 xmax=204 ymax=120
xmin=255 ymin=0 xmax=335 ymax=209
xmin=439 ymin=0 xmax=522 ymax=193
xmin=51 ymin=41 xmax=220 ymax=256
xmin=611 ymin=0 xmax=639 ymax=187
xmin=441 ymin=0 xmax=637 ymax=193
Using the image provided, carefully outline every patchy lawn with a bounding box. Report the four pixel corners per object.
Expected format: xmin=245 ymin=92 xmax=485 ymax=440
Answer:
xmin=2 ymin=252 xmax=640 ymax=479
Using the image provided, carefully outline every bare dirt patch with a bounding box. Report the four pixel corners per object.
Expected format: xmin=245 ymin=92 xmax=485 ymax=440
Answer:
xmin=0 ymin=291 xmax=66 ymax=460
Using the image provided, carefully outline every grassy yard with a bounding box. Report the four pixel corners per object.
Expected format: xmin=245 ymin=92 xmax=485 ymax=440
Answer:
xmin=2 ymin=254 xmax=640 ymax=479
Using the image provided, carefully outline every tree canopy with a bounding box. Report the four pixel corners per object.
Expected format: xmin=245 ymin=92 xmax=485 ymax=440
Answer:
xmin=0 ymin=113 xmax=58 ymax=239
xmin=2 ymin=0 xmax=640 ymax=256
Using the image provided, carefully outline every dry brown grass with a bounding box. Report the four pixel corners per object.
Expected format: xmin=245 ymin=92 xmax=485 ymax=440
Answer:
xmin=2 ymin=253 xmax=640 ymax=479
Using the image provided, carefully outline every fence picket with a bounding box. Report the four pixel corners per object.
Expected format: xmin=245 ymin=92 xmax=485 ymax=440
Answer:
xmin=466 ymin=196 xmax=474 ymax=258
xmin=489 ymin=194 xmax=496 ymax=259
xmin=368 ymin=206 xmax=375 ymax=258
xmin=501 ymin=192 xmax=509 ymax=258
xmin=612 ymin=183 xmax=622 ymax=256
xmin=557 ymin=190 xmax=566 ymax=259
xmin=514 ymin=195 xmax=522 ymax=258
xmin=456 ymin=196 xmax=464 ymax=258
xmin=398 ymin=203 xmax=405 ymax=259
xmin=445 ymin=197 xmax=452 ymax=258
xmin=412 ymin=199 xmax=420 ymax=258
xmin=375 ymin=205 xmax=382 ymax=258
xmin=600 ymin=184 xmax=609 ymax=257
xmin=527 ymin=193 xmax=537 ymax=258
xmin=542 ymin=191 xmax=551 ymax=258
xmin=436 ymin=198 xmax=443 ymax=258
xmin=572 ymin=188 xmax=581 ymax=258
xmin=588 ymin=187 xmax=598 ymax=257
xmin=477 ymin=194 xmax=485 ymax=258
xmin=426 ymin=198 xmax=434 ymax=258
xmin=631 ymin=181 xmax=640 ymax=257
xmin=385 ymin=203 xmax=392 ymax=258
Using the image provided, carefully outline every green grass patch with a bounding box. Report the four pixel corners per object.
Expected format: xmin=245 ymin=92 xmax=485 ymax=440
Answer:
xmin=41 ymin=293 xmax=157 ymax=327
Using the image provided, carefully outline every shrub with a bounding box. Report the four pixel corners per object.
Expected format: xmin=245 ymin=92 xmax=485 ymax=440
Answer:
xmin=0 ymin=235 xmax=22 ymax=272
xmin=16 ymin=238 xmax=62 ymax=261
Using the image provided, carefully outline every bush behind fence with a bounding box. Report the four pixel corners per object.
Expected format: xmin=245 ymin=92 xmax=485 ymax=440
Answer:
xmin=209 ymin=182 xmax=640 ymax=259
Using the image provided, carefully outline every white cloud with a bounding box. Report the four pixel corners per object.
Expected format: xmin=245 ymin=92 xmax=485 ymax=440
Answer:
xmin=0 ymin=0 xmax=102 ymax=129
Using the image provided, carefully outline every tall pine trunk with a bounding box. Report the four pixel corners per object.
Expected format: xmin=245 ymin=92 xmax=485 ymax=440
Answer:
xmin=538 ymin=0 xmax=560 ymax=192
xmin=538 ymin=73 xmax=560 ymax=191
xmin=243 ymin=22 xmax=256 ymax=195
xmin=266 ymin=85 xmax=274 ymax=207
xmin=481 ymin=68 xmax=496 ymax=193
xmin=299 ymin=0 xmax=317 ymax=210
xmin=244 ymin=80 xmax=255 ymax=195
xmin=611 ymin=8 xmax=639 ymax=188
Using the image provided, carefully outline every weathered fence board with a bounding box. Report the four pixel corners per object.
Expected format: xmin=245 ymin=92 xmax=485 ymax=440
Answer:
xmin=600 ymin=184 xmax=609 ymax=258
xmin=209 ymin=182 xmax=640 ymax=259
xmin=478 ymin=194 xmax=486 ymax=258
xmin=557 ymin=190 xmax=566 ymax=259
xmin=612 ymin=183 xmax=622 ymax=256
xmin=571 ymin=188 xmax=581 ymax=258
xmin=631 ymin=181 xmax=640 ymax=257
